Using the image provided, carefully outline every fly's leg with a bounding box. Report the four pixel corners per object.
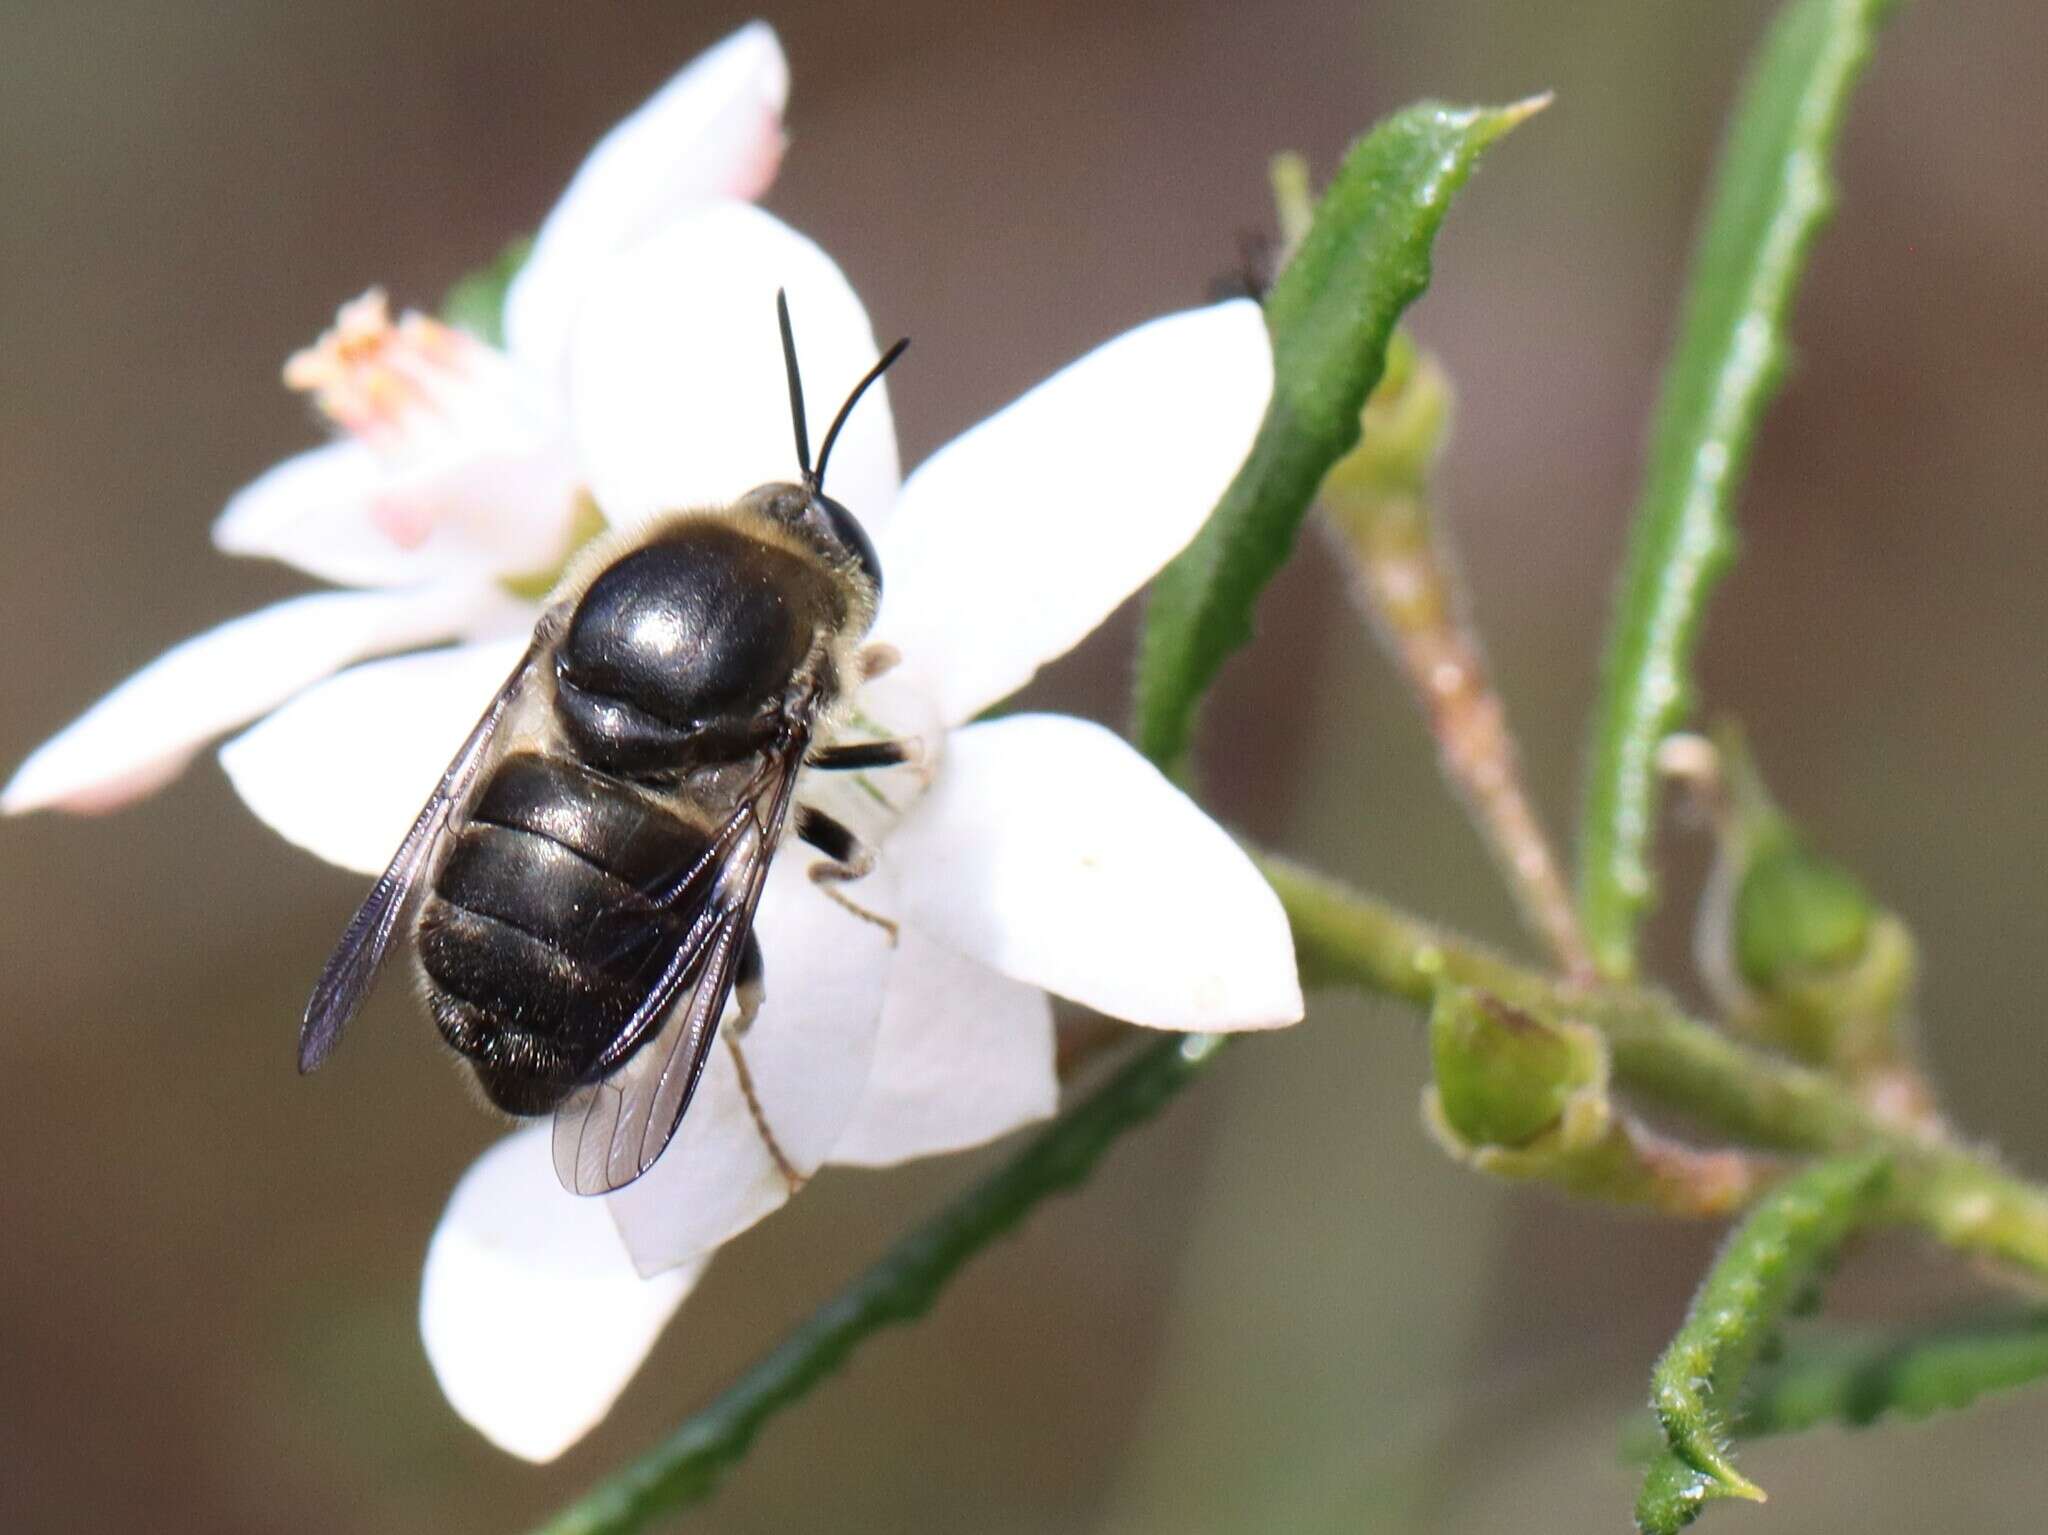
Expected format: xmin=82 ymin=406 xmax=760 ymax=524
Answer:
xmin=724 ymin=1035 xmax=803 ymax=1193
xmin=795 ymin=804 xmax=898 ymax=941
xmin=722 ymin=933 xmax=803 ymax=1192
xmin=729 ymin=930 xmax=765 ymax=1038
xmin=808 ymin=738 xmax=922 ymax=772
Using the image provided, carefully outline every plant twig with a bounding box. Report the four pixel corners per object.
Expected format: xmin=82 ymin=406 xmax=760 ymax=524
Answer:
xmin=1322 ymin=338 xmax=1591 ymax=977
xmin=1261 ymin=855 xmax=2048 ymax=1279
xmin=526 ymin=854 xmax=2048 ymax=1535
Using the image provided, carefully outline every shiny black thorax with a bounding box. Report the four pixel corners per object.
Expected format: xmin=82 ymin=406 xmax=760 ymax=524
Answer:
xmin=417 ymin=516 xmax=852 ymax=1115
xmin=555 ymin=519 xmax=849 ymax=778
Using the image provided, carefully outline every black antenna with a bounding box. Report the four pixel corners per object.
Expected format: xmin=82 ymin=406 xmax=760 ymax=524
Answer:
xmin=814 ymin=336 xmax=910 ymax=493
xmin=775 ymin=289 xmax=812 ymax=480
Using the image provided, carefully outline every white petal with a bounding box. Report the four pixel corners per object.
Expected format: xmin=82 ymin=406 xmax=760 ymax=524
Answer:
xmin=213 ymin=444 xmax=399 ymax=587
xmin=829 ymin=930 xmax=1057 ymax=1167
xmin=217 ymin=635 xmax=531 ymax=874
xmin=872 ymin=714 xmax=1302 ymax=1031
xmin=793 ymin=666 xmax=949 ymax=855
xmin=506 ymin=24 xmax=791 ymax=380
xmin=606 ymin=856 xmax=894 ymax=1275
xmin=2 ymin=585 xmax=518 ymax=817
xmin=871 ymin=300 xmax=1272 ymax=725
xmin=214 ymin=432 xmax=582 ymax=589
xmin=568 ymin=203 xmax=900 ymax=535
xmin=422 ymin=1126 xmax=705 ymax=1462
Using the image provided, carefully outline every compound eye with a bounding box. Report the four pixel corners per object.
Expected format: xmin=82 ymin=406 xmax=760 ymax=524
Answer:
xmin=813 ymin=493 xmax=881 ymax=595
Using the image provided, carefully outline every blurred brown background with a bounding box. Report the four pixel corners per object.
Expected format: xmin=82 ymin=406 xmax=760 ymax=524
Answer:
xmin=6 ymin=1 xmax=2048 ymax=1531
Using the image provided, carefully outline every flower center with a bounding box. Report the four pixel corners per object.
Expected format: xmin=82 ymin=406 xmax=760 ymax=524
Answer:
xmin=284 ymin=289 xmax=482 ymax=451
xmin=284 ymin=289 xmax=572 ymax=553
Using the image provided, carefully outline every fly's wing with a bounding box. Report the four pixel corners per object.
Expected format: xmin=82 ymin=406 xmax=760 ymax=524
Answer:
xmin=551 ymin=715 xmax=813 ymax=1196
xmin=298 ymin=631 xmax=554 ymax=1073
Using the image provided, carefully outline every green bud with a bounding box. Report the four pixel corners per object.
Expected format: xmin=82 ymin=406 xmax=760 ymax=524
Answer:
xmin=1733 ymin=830 xmax=1875 ymax=992
xmin=1429 ymin=987 xmax=1601 ymax=1149
xmin=1688 ymin=723 xmax=1914 ymax=1075
xmin=1268 ymin=151 xmax=1316 ymax=266
xmin=1322 ymin=330 xmax=1453 ymax=504
xmin=1426 ymin=986 xmax=1762 ymax=1215
xmin=1755 ymin=913 xmax=1919 ymax=1076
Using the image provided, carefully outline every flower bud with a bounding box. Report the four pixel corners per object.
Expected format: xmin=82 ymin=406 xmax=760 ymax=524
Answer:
xmin=1426 ymin=986 xmax=1768 ymax=1215
xmin=1732 ymin=830 xmax=1874 ymax=994
xmin=1323 ymin=330 xmax=1453 ymax=505
xmin=1683 ymin=724 xmax=1916 ymax=1075
xmin=1428 ymin=986 xmax=1603 ymax=1150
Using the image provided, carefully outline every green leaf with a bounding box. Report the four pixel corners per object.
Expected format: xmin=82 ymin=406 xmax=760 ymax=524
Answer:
xmin=1131 ymin=95 xmax=1545 ymax=773
xmin=1736 ymin=1312 xmax=2048 ymax=1437
xmin=1636 ymin=1452 xmax=1729 ymax=1535
xmin=440 ymin=235 xmax=533 ymax=349
xmin=1576 ymin=0 xmax=1898 ymax=979
xmin=1622 ymin=1312 xmax=2048 ymax=1471
xmin=526 ymin=1033 xmax=1227 ymax=1535
xmin=1637 ymin=1154 xmax=1890 ymax=1531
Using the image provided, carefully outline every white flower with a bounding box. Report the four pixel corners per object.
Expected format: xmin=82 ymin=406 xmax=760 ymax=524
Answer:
xmin=1 ymin=21 xmax=790 ymax=817
xmin=396 ymin=205 xmax=1297 ymax=1462
xmin=5 ymin=23 xmax=1299 ymax=1463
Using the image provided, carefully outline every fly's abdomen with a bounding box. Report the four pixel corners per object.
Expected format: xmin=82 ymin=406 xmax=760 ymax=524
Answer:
xmin=417 ymin=752 xmax=714 ymax=1114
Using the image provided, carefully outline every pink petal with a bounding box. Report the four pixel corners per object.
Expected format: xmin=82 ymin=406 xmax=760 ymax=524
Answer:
xmin=215 ymin=430 xmax=583 ymax=589
xmin=505 ymin=23 xmax=791 ymax=380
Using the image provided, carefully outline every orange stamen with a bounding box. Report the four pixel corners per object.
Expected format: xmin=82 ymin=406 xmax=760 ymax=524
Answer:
xmin=284 ymin=288 xmax=485 ymax=445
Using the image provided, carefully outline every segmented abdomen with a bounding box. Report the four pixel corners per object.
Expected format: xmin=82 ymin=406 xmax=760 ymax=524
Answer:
xmin=417 ymin=752 xmax=714 ymax=1114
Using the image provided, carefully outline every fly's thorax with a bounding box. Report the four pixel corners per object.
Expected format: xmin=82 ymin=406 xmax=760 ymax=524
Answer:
xmin=545 ymin=507 xmax=874 ymax=779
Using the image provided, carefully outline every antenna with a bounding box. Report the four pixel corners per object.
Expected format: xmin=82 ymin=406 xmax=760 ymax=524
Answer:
xmin=814 ymin=336 xmax=910 ymax=492
xmin=775 ymin=290 xmax=812 ymax=480
xmin=776 ymin=290 xmax=910 ymax=493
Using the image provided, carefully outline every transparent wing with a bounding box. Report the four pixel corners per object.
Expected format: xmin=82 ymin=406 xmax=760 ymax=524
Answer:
xmin=551 ymin=720 xmax=813 ymax=1196
xmin=298 ymin=630 xmax=553 ymax=1073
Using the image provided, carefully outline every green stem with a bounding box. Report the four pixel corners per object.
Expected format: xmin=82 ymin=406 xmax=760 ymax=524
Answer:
xmin=526 ymin=862 xmax=2045 ymax=1535
xmin=527 ymin=1033 xmax=1226 ymax=1535
xmin=1321 ymin=339 xmax=1592 ymax=979
xmin=1261 ymin=855 xmax=2048 ymax=1279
